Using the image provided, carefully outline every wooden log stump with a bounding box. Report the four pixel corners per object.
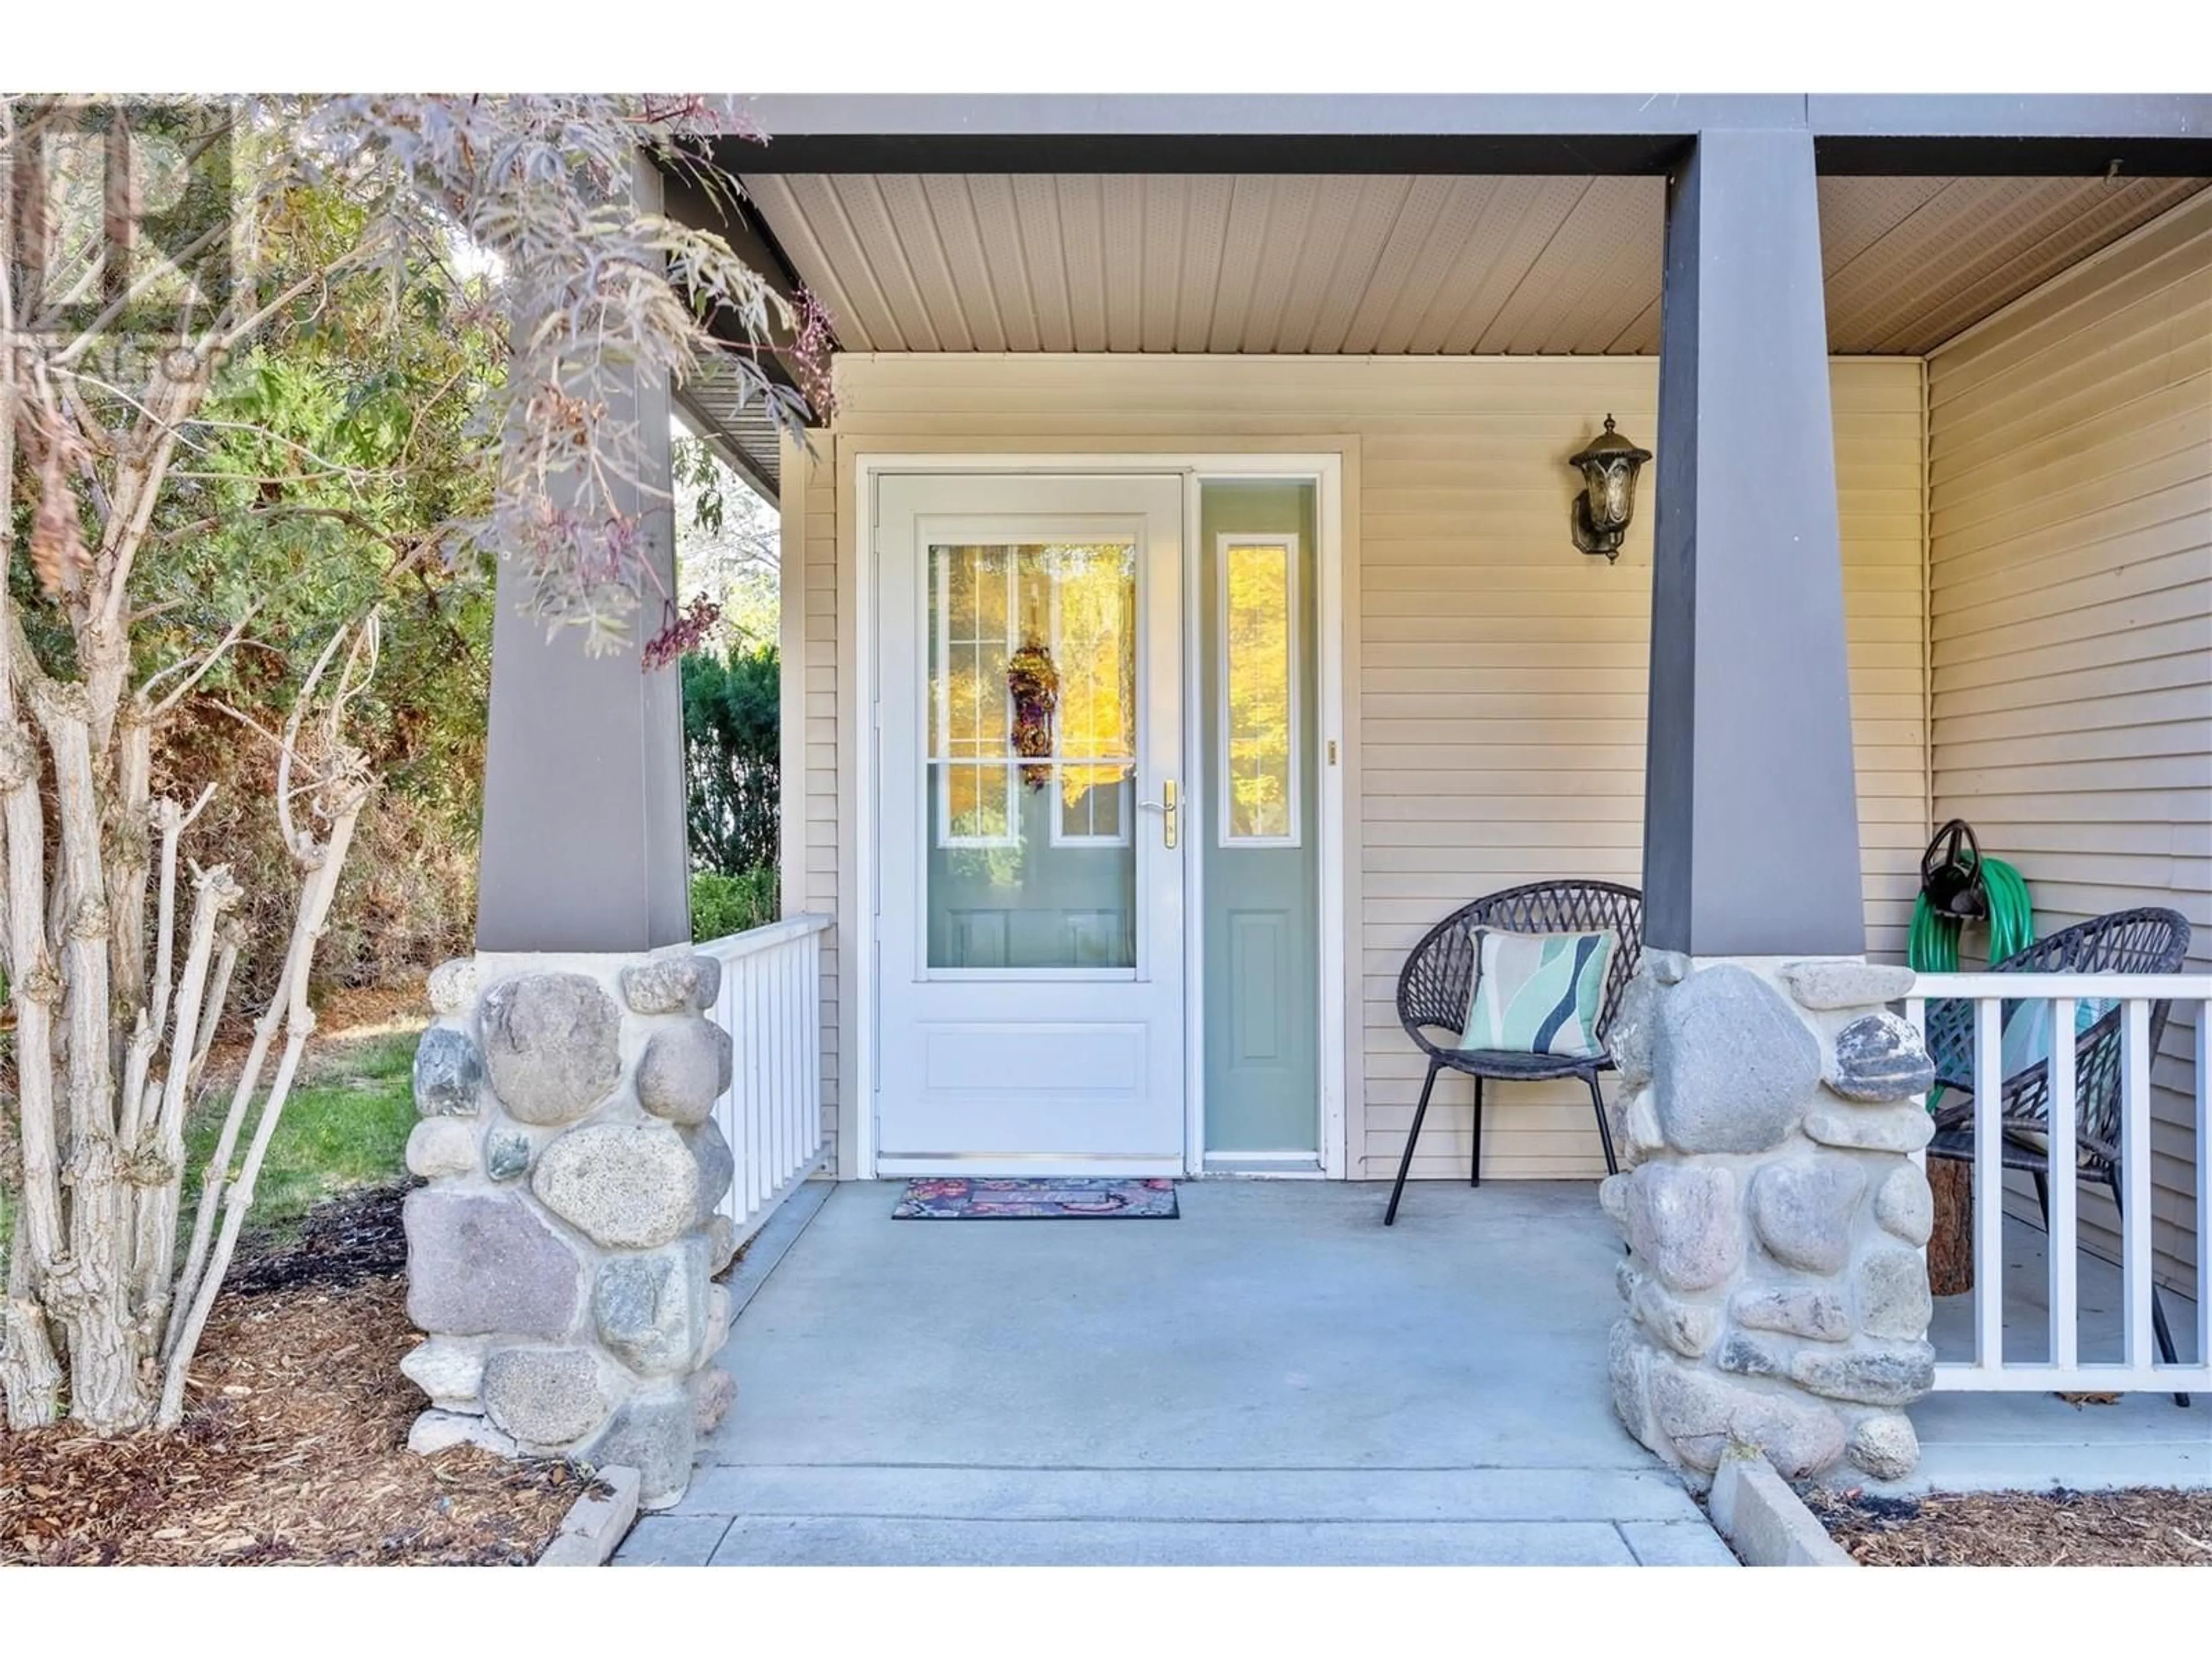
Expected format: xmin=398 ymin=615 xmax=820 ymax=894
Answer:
xmin=1927 ymin=1156 xmax=1974 ymax=1296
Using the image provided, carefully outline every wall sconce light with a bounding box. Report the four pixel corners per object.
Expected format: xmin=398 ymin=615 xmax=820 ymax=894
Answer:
xmin=1566 ymin=415 xmax=1651 ymax=563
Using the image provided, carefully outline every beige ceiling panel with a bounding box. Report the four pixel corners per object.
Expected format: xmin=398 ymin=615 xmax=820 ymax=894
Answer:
xmin=1447 ymin=179 xmax=1592 ymax=353
xmin=740 ymin=173 xmax=874 ymax=351
xmin=738 ymin=171 xmax=2210 ymax=358
xmin=914 ymin=175 xmax=1008 ymax=352
xmin=1139 ymin=175 xmax=1188 ymax=351
xmin=1172 ymin=176 xmax=1234 ymax=353
xmin=796 ymin=175 xmax=911 ymax=351
xmin=1242 ymin=175 xmax=1322 ymax=351
xmin=1012 ymin=173 xmax=1081 ymax=351
xmin=1053 ymin=174 xmax=1109 ymax=353
xmin=1358 ymin=177 xmax=1501 ymax=354
xmin=1205 ymin=175 xmax=1277 ymax=351
xmin=1547 ymin=177 xmax=1666 ymax=354
xmin=961 ymin=175 xmax=1041 ymax=352
xmin=1099 ymin=174 xmax=1146 ymax=351
xmin=873 ymin=174 xmax=977 ymax=351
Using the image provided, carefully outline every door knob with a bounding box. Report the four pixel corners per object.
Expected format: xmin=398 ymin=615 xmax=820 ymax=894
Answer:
xmin=1137 ymin=779 xmax=1178 ymax=849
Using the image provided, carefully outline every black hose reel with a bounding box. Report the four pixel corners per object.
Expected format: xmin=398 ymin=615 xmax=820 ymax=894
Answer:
xmin=1919 ymin=817 xmax=1988 ymax=922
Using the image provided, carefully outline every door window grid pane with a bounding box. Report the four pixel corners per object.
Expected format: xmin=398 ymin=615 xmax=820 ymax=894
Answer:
xmin=1048 ymin=541 xmax=1137 ymax=846
xmin=931 ymin=544 xmax=1017 ymax=846
xmin=1219 ymin=534 xmax=1300 ymax=846
xmin=923 ymin=537 xmax=1139 ymax=972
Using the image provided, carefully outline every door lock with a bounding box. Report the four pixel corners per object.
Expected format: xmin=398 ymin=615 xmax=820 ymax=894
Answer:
xmin=1138 ymin=779 xmax=1178 ymax=849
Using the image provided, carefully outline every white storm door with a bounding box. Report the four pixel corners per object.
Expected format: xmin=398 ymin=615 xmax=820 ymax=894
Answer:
xmin=874 ymin=473 xmax=1186 ymax=1173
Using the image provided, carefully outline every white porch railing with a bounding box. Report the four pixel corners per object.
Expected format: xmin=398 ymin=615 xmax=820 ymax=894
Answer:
xmin=1906 ymin=972 xmax=2211 ymax=1395
xmin=698 ymin=913 xmax=832 ymax=1248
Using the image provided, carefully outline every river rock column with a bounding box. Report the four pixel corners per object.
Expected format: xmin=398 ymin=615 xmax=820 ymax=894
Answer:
xmin=1601 ymin=953 xmax=1937 ymax=1484
xmin=398 ymin=950 xmax=738 ymax=1509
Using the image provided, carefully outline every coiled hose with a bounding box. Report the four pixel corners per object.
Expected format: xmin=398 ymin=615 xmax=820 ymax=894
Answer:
xmin=1908 ymin=855 xmax=2033 ymax=974
xmin=1911 ymin=852 xmax=2032 ymax=1113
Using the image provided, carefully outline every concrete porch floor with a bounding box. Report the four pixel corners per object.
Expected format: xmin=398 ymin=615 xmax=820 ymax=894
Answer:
xmin=1899 ymin=1214 xmax=2209 ymax=1495
xmin=617 ymin=1180 xmax=1734 ymax=1566
xmin=613 ymin=1180 xmax=2211 ymax=1565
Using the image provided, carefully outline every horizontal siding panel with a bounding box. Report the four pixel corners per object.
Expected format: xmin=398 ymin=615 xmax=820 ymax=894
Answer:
xmin=1929 ymin=188 xmax=2211 ymax=1293
xmin=816 ymin=353 xmax=1926 ymax=1187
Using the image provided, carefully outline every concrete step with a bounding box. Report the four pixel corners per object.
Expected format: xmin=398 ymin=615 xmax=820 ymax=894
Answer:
xmin=619 ymin=1506 xmax=1736 ymax=1567
xmin=706 ymin=1514 xmax=1666 ymax=1566
xmin=681 ymin=1461 xmax=1706 ymax=1525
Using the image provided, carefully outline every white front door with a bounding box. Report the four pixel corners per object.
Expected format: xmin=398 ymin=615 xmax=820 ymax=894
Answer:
xmin=874 ymin=473 xmax=1186 ymax=1173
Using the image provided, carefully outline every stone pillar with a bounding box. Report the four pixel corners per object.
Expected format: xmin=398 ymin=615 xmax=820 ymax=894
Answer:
xmin=399 ymin=951 xmax=738 ymax=1510
xmin=1603 ymin=954 xmax=1938 ymax=1484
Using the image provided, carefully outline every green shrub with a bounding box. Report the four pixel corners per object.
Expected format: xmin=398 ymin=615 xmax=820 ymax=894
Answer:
xmin=683 ymin=644 xmax=780 ymax=878
xmin=691 ymin=867 xmax=780 ymax=942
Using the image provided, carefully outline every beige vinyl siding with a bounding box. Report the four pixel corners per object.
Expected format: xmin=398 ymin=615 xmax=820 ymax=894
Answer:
xmin=796 ymin=354 xmax=1927 ymax=1180
xmin=779 ymin=435 xmax=842 ymax=1158
xmin=1927 ymin=186 xmax=2212 ymax=1293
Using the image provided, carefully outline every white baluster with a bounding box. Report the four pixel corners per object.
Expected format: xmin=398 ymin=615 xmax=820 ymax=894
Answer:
xmin=2122 ymin=998 xmax=2154 ymax=1374
xmin=2048 ymin=997 xmax=2077 ymax=1374
xmin=1975 ymin=994 xmax=2005 ymax=1377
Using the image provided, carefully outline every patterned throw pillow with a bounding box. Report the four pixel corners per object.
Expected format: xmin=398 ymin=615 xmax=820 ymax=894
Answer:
xmin=1995 ymin=994 xmax=2120 ymax=1166
xmin=1459 ymin=928 xmax=1619 ymax=1059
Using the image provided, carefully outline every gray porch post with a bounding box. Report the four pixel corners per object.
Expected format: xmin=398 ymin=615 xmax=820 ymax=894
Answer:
xmin=1604 ymin=127 xmax=1939 ymax=1487
xmin=1643 ymin=126 xmax=1864 ymax=958
xmin=474 ymin=368 xmax=690 ymax=954
xmin=398 ymin=156 xmax=738 ymax=1512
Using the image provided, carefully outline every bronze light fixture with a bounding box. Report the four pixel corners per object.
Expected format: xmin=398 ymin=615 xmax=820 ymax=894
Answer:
xmin=1566 ymin=414 xmax=1651 ymax=562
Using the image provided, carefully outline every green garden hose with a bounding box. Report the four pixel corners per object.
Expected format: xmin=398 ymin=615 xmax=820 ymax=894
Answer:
xmin=1909 ymin=854 xmax=2033 ymax=974
xmin=1911 ymin=844 xmax=2032 ymax=1113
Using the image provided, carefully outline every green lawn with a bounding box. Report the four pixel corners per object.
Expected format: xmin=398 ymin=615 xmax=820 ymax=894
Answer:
xmin=1 ymin=1028 xmax=417 ymax=1292
xmin=181 ymin=1027 xmax=420 ymax=1243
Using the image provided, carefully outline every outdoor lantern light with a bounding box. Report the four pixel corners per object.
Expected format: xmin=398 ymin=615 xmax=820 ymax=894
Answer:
xmin=1566 ymin=414 xmax=1651 ymax=562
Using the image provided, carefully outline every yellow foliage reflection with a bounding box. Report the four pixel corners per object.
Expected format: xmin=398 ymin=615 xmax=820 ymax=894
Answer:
xmin=1224 ymin=541 xmax=1293 ymax=840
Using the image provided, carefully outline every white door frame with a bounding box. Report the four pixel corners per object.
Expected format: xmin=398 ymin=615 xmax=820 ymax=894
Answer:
xmin=851 ymin=452 xmax=1349 ymax=1181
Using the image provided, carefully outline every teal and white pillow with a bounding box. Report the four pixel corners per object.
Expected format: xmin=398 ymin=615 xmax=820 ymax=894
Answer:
xmin=1995 ymin=994 xmax=2120 ymax=1165
xmin=1459 ymin=928 xmax=1619 ymax=1059
xmin=1998 ymin=993 xmax=2119 ymax=1079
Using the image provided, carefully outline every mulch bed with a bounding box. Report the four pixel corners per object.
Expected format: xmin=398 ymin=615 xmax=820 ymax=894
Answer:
xmin=0 ymin=1184 xmax=590 ymax=1566
xmin=1809 ymin=1486 xmax=2212 ymax=1566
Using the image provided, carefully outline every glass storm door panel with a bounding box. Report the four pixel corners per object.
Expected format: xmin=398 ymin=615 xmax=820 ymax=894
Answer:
xmin=925 ymin=539 xmax=1138 ymax=970
xmin=875 ymin=474 xmax=1185 ymax=1172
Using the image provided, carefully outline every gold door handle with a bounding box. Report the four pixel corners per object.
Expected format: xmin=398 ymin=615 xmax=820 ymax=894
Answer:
xmin=1137 ymin=779 xmax=1178 ymax=849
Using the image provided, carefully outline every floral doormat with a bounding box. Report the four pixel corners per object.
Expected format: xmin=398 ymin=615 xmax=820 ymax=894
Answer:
xmin=892 ymin=1177 xmax=1180 ymax=1219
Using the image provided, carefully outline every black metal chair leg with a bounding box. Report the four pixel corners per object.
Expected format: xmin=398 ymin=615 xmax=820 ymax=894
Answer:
xmin=1387 ymin=1060 xmax=1442 ymax=1226
xmin=1585 ymin=1071 xmax=1619 ymax=1177
xmin=2031 ymin=1169 xmax=2051 ymax=1224
xmin=1469 ymin=1077 xmax=1484 ymax=1189
xmin=2111 ymin=1177 xmax=2191 ymax=1407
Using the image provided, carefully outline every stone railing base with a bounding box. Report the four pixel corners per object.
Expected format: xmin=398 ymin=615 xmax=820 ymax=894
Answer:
xmin=400 ymin=949 xmax=740 ymax=1509
xmin=1603 ymin=953 xmax=1937 ymax=1486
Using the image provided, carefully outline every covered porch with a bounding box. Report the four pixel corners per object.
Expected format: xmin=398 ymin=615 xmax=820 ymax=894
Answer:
xmin=434 ymin=95 xmax=2212 ymax=1525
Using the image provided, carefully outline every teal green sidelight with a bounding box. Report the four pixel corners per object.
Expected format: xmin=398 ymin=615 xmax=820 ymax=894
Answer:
xmin=1199 ymin=481 xmax=1320 ymax=1156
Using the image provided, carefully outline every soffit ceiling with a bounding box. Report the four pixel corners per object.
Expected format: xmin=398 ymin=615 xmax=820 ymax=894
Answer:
xmin=739 ymin=172 xmax=2209 ymax=358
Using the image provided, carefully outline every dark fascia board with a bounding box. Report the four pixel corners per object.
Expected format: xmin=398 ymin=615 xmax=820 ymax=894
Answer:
xmin=719 ymin=92 xmax=2212 ymax=177
xmin=654 ymin=148 xmax=832 ymax=411
xmin=1809 ymin=93 xmax=2212 ymax=175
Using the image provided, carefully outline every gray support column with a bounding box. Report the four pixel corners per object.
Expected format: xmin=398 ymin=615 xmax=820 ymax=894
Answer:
xmin=1643 ymin=127 xmax=1866 ymax=959
xmin=475 ymin=170 xmax=688 ymax=953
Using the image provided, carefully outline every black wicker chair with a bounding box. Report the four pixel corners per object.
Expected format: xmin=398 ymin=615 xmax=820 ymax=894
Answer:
xmin=1923 ymin=907 xmax=2193 ymax=1406
xmin=1385 ymin=881 xmax=1643 ymax=1225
